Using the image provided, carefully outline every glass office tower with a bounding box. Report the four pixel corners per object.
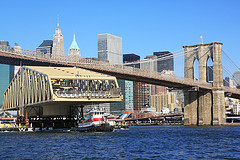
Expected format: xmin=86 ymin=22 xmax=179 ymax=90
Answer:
xmin=0 ymin=64 xmax=14 ymax=108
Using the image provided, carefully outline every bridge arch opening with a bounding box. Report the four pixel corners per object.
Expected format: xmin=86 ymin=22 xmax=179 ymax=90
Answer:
xmin=206 ymin=57 xmax=213 ymax=83
xmin=193 ymin=59 xmax=199 ymax=80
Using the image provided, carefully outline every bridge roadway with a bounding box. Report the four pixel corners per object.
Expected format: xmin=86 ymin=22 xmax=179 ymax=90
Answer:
xmin=1 ymin=45 xmax=240 ymax=99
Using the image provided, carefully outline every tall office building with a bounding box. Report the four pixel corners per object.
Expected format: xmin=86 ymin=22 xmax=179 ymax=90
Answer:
xmin=123 ymin=54 xmax=150 ymax=111
xmin=141 ymin=55 xmax=168 ymax=95
xmin=98 ymin=34 xmax=122 ymax=65
xmin=153 ymin=51 xmax=174 ymax=72
xmin=68 ymin=34 xmax=81 ymax=61
xmin=0 ymin=41 xmax=14 ymax=108
xmin=36 ymin=40 xmax=53 ymax=55
xmin=52 ymin=24 xmax=65 ymax=60
xmin=140 ymin=55 xmax=158 ymax=72
xmin=97 ymin=34 xmax=133 ymax=114
xmin=123 ymin=54 xmax=140 ymax=68
xmin=223 ymin=77 xmax=234 ymax=87
xmin=233 ymin=69 xmax=240 ymax=86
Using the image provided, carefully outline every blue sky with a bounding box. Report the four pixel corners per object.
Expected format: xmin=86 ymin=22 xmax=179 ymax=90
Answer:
xmin=1 ymin=0 xmax=240 ymax=77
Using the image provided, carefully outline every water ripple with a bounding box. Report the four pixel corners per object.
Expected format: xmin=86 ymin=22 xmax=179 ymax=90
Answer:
xmin=0 ymin=125 xmax=240 ymax=159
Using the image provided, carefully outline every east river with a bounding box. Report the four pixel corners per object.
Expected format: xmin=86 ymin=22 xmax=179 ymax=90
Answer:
xmin=0 ymin=125 xmax=240 ymax=159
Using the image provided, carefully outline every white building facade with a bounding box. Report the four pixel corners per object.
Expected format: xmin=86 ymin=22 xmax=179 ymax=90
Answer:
xmin=52 ymin=24 xmax=65 ymax=60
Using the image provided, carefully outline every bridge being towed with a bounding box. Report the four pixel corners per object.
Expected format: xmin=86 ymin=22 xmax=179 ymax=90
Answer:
xmin=3 ymin=66 xmax=122 ymax=118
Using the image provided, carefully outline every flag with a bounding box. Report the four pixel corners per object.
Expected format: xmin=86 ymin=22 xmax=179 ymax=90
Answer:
xmin=200 ymin=35 xmax=203 ymax=39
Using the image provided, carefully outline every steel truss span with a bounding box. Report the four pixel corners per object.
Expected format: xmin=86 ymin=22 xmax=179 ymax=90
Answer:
xmin=2 ymin=66 xmax=122 ymax=111
xmin=3 ymin=67 xmax=52 ymax=110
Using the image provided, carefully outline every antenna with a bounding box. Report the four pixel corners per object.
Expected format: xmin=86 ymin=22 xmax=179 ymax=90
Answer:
xmin=57 ymin=15 xmax=59 ymax=27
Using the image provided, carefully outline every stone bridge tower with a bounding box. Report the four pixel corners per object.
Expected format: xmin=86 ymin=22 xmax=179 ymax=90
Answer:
xmin=184 ymin=42 xmax=225 ymax=125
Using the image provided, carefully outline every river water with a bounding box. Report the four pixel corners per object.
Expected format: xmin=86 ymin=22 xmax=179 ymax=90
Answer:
xmin=0 ymin=125 xmax=239 ymax=159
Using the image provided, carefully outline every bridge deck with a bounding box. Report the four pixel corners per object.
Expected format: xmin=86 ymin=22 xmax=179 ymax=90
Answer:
xmin=1 ymin=45 xmax=240 ymax=99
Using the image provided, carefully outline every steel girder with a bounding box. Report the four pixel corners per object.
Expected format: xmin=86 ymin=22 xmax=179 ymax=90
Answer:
xmin=3 ymin=67 xmax=52 ymax=110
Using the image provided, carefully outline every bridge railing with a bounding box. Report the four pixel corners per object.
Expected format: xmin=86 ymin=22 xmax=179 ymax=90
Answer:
xmin=77 ymin=58 xmax=212 ymax=89
xmin=224 ymin=86 xmax=240 ymax=94
xmin=0 ymin=45 xmax=213 ymax=89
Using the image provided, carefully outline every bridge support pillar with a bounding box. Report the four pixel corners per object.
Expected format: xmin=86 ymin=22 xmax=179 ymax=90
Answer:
xmin=212 ymin=90 xmax=225 ymax=125
xmin=184 ymin=42 xmax=226 ymax=126
xmin=184 ymin=91 xmax=198 ymax=125
xmin=198 ymin=91 xmax=212 ymax=125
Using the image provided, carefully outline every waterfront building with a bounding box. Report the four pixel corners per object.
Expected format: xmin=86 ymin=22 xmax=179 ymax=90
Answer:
xmin=153 ymin=51 xmax=174 ymax=72
xmin=68 ymin=34 xmax=81 ymax=62
xmin=36 ymin=40 xmax=53 ymax=55
xmin=233 ymin=103 xmax=240 ymax=115
xmin=125 ymin=81 xmax=134 ymax=111
xmin=123 ymin=54 xmax=151 ymax=112
xmin=233 ymin=69 xmax=240 ymax=86
xmin=150 ymin=93 xmax=177 ymax=112
xmin=133 ymin=83 xmax=151 ymax=111
xmin=110 ymin=80 xmax=126 ymax=115
xmin=109 ymin=78 xmax=133 ymax=114
xmin=52 ymin=23 xmax=65 ymax=60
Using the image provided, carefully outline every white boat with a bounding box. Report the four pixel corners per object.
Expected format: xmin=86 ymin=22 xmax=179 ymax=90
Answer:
xmin=71 ymin=108 xmax=114 ymax=132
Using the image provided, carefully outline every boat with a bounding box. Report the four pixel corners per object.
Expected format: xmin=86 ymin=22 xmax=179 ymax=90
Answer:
xmin=0 ymin=117 xmax=19 ymax=131
xmin=71 ymin=108 xmax=114 ymax=132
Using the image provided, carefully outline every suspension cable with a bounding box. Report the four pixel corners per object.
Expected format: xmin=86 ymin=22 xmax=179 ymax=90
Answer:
xmin=222 ymin=49 xmax=240 ymax=70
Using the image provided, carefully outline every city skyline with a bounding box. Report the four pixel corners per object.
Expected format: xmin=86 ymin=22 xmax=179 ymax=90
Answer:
xmin=1 ymin=0 xmax=240 ymax=77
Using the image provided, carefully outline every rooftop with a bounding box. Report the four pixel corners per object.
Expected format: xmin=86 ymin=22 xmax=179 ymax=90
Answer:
xmin=69 ymin=34 xmax=79 ymax=49
xmin=38 ymin=40 xmax=53 ymax=47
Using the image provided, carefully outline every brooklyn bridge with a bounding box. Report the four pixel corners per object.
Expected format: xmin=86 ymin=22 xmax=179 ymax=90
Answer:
xmin=1 ymin=42 xmax=240 ymax=126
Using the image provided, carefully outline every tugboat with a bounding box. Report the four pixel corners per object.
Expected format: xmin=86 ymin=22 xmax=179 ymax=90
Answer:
xmin=71 ymin=108 xmax=114 ymax=132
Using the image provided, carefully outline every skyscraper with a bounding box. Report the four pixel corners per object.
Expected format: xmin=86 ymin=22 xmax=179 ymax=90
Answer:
xmin=123 ymin=54 xmax=149 ymax=111
xmin=98 ymin=34 xmax=122 ymax=65
xmin=233 ymin=69 xmax=240 ymax=86
xmin=52 ymin=24 xmax=65 ymax=60
xmin=153 ymin=51 xmax=174 ymax=72
xmin=36 ymin=40 xmax=53 ymax=55
xmin=123 ymin=54 xmax=140 ymax=67
xmin=68 ymin=34 xmax=81 ymax=62
xmin=97 ymin=34 xmax=133 ymax=114
xmin=0 ymin=41 xmax=14 ymax=108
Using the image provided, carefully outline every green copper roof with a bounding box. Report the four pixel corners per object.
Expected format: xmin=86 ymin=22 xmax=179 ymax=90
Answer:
xmin=69 ymin=34 xmax=79 ymax=49
xmin=234 ymin=69 xmax=240 ymax=74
